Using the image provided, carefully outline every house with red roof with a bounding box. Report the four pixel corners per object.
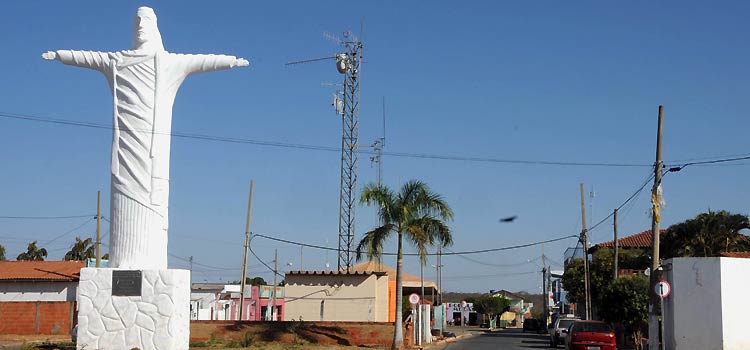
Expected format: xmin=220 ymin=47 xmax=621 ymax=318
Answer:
xmin=588 ymin=229 xmax=666 ymax=277
xmin=0 ymin=260 xmax=84 ymax=335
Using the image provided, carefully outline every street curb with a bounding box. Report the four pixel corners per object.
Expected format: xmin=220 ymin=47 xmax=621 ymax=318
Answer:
xmin=416 ymin=332 xmax=475 ymax=349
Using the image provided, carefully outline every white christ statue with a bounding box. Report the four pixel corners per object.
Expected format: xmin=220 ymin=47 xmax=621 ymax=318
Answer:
xmin=43 ymin=6 xmax=249 ymax=270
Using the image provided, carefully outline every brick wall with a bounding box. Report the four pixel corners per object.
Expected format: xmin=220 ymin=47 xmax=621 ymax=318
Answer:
xmin=191 ymin=321 xmax=405 ymax=346
xmin=0 ymin=302 xmax=74 ymax=335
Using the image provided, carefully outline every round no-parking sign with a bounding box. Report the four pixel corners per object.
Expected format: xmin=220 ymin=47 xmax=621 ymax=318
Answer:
xmin=655 ymin=280 xmax=671 ymax=298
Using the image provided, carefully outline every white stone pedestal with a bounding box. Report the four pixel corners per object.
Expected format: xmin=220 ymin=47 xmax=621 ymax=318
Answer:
xmin=76 ymin=268 xmax=190 ymax=350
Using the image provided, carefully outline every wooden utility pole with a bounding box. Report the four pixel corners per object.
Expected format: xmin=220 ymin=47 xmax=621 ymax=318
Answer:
xmin=580 ymin=183 xmax=591 ymax=320
xmin=95 ymin=191 xmax=102 ymax=267
xmin=239 ymin=180 xmax=254 ymax=321
xmin=613 ymin=209 xmax=619 ymax=279
xmin=648 ymin=106 xmax=664 ymax=350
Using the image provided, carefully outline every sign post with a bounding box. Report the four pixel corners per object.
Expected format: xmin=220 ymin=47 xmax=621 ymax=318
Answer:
xmin=656 ymin=280 xmax=671 ymax=350
xmin=409 ymin=293 xmax=420 ymax=345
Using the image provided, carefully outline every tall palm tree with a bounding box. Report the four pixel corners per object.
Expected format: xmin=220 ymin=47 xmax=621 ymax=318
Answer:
xmin=356 ymin=180 xmax=453 ymax=350
xmin=64 ymin=237 xmax=96 ymax=261
xmin=661 ymin=210 xmax=750 ymax=259
xmin=17 ymin=241 xmax=48 ymax=261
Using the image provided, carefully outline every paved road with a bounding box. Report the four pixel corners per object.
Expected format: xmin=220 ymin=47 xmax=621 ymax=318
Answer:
xmin=433 ymin=328 xmax=551 ymax=350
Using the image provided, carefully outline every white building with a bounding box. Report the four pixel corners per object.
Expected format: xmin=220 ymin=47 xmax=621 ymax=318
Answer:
xmin=663 ymin=257 xmax=750 ymax=350
xmin=190 ymin=283 xmax=239 ymax=320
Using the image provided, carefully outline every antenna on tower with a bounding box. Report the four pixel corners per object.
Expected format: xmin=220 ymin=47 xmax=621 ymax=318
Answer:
xmin=370 ymin=96 xmax=386 ymax=185
xmin=286 ymin=30 xmax=363 ymax=272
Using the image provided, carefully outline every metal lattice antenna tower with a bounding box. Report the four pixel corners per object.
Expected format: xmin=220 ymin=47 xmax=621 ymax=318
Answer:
xmin=286 ymin=31 xmax=363 ymax=271
xmin=337 ymin=32 xmax=363 ymax=271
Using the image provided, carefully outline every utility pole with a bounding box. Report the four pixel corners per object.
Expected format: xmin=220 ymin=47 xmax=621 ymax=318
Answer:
xmin=579 ymin=183 xmax=591 ymax=320
xmin=272 ymin=249 xmax=278 ymax=321
xmin=437 ymin=244 xmax=442 ymax=305
xmin=648 ymin=106 xmax=665 ymax=350
xmin=189 ymin=256 xmax=194 ymax=279
xmin=541 ymin=245 xmax=548 ymax=326
xmin=613 ymin=208 xmax=619 ymax=279
xmin=239 ymin=180 xmax=254 ymax=321
xmin=542 ymin=265 xmax=547 ymax=326
xmin=95 ymin=191 xmax=102 ymax=267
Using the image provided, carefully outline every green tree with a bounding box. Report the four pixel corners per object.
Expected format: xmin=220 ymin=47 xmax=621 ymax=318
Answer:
xmin=599 ymin=275 xmax=649 ymax=348
xmin=356 ymin=180 xmax=453 ymax=350
xmin=562 ymin=249 xmax=612 ymax=306
xmin=661 ymin=210 xmax=750 ymax=259
xmin=64 ymin=237 xmax=96 ymax=261
xmin=0 ymin=244 xmax=6 ymax=261
xmin=17 ymin=241 xmax=48 ymax=261
xmin=468 ymin=294 xmax=511 ymax=328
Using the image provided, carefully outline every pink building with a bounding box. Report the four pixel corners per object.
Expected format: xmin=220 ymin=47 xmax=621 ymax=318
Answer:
xmin=228 ymin=285 xmax=284 ymax=321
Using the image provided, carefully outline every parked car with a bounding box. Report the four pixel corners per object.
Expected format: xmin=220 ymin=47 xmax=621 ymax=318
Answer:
xmin=523 ymin=318 xmax=542 ymax=333
xmin=550 ymin=317 xmax=579 ymax=347
xmin=564 ymin=320 xmax=616 ymax=350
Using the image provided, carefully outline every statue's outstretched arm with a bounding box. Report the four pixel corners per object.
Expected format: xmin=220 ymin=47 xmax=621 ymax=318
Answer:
xmin=180 ymin=54 xmax=249 ymax=76
xmin=42 ymin=50 xmax=111 ymax=72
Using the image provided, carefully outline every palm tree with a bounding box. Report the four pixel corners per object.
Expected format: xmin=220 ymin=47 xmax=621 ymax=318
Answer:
xmin=17 ymin=241 xmax=48 ymax=261
xmin=0 ymin=244 xmax=6 ymax=261
xmin=64 ymin=237 xmax=96 ymax=261
xmin=356 ymin=180 xmax=453 ymax=350
xmin=661 ymin=210 xmax=750 ymax=259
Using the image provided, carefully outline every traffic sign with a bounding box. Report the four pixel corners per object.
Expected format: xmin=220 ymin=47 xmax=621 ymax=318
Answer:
xmin=409 ymin=293 xmax=420 ymax=305
xmin=655 ymin=280 xmax=671 ymax=298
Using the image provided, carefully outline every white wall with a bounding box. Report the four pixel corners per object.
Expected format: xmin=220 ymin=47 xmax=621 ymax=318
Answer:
xmin=190 ymin=291 xmax=218 ymax=320
xmin=719 ymin=258 xmax=750 ymax=350
xmin=664 ymin=257 xmax=750 ymax=350
xmin=0 ymin=281 xmax=77 ymax=301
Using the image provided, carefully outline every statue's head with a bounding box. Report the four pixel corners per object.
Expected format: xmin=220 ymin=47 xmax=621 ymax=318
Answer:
xmin=132 ymin=7 xmax=164 ymax=52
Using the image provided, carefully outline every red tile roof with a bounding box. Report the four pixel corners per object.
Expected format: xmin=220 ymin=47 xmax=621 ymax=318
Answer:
xmin=720 ymin=252 xmax=750 ymax=258
xmin=594 ymin=229 xmax=667 ymax=249
xmin=0 ymin=261 xmax=85 ymax=281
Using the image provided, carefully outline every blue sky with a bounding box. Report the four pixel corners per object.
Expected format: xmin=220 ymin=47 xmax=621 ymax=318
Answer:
xmin=1 ymin=1 xmax=748 ymax=293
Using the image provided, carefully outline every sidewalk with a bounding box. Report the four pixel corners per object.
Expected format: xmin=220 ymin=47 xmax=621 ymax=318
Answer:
xmin=0 ymin=335 xmax=71 ymax=350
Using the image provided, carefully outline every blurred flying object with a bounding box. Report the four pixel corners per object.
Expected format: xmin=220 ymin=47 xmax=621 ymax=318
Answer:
xmin=499 ymin=216 xmax=517 ymax=223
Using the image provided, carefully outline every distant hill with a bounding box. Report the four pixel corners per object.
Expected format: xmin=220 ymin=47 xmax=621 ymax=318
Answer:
xmin=442 ymin=292 xmax=484 ymax=303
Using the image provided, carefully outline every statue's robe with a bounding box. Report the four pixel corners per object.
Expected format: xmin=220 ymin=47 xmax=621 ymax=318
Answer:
xmin=57 ymin=49 xmax=238 ymax=269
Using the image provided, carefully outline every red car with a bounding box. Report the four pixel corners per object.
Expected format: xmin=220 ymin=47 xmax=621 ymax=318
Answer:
xmin=564 ymin=320 xmax=616 ymax=350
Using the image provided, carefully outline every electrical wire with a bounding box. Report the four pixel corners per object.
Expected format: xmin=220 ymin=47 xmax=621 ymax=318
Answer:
xmin=586 ymin=172 xmax=656 ymax=235
xmin=0 ymin=214 xmax=94 ymax=220
xmin=41 ymin=218 xmax=95 ymax=245
xmin=0 ymin=111 xmax=654 ymax=168
xmin=6 ymin=111 xmax=750 ymax=168
xmin=443 ymin=249 xmax=543 ymax=267
xmin=444 ymin=271 xmax=539 ymax=281
xmin=248 ymin=244 xmax=285 ymax=278
xmin=250 ymin=233 xmax=578 ymax=256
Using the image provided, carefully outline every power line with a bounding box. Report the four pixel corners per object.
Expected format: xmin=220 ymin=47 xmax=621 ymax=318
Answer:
xmin=41 ymin=218 xmax=95 ymax=245
xmin=248 ymin=244 xmax=284 ymax=278
xmin=444 ymin=271 xmax=539 ymax=281
xmin=250 ymin=233 xmax=578 ymax=256
xmin=0 ymin=111 xmax=652 ymax=168
xmin=444 ymin=250 xmax=543 ymax=267
xmin=586 ymin=172 xmax=656 ymax=235
xmin=7 ymin=111 xmax=750 ymax=168
xmin=0 ymin=214 xmax=94 ymax=220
